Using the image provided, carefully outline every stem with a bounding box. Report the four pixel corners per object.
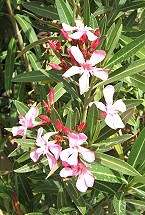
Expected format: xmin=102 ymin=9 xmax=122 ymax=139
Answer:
xmin=6 ymin=0 xmax=31 ymax=72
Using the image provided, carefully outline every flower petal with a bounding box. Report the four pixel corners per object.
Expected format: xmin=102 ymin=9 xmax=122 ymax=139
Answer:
xmin=46 ymin=152 xmax=57 ymax=169
xmin=91 ymin=68 xmax=108 ymax=80
xmin=62 ymin=23 xmax=76 ymax=31
xmin=49 ymin=142 xmax=62 ymax=160
xmin=60 ymin=148 xmax=72 ymax=162
xmin=90 ymin=101 xmax=106 ymax=112
xmin=70 ymin=46 xmax=85 ymax=64
xmin=62 ymin=66 xmax=81 ymax=78
xmin=103 ymin=85 xmax=114 ymax=105
xmin=60 ymin=167 xmax=74 ymax=178
xmin=89 ymin=50 xmax=106 ymax=66
xmin=12 ymin=126 xmax=24 ymax=136
xmin=79 ymin=147 xmax=95 ymax=163
xmin=69 ymin=31 xmax=84 ymax=40
xmin=76 ymin=175 xmax=88 ymax=192
xmin=87 ymin=31 xmax=98 ymax=41
xmin=83 ymin=171 xmax=95 ymax=187
xmin=30 ymin=148 xmax=42 ymax=162
xmin=113 ymin=99 xmax=126 ymax=112
xmin=105 ymin=113 xmax=125 ymax=129
xmin=25 ymin=106 xmax=39 ymax=121
xmin=79 ymin=72 xmax=90 ymax=94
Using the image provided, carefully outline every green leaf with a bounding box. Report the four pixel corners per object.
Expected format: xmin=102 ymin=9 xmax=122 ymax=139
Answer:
xmin=23 ymin=1 xmax=59 ymax=20
xmin=97 ymin=58 xmax=145 ymax=87
xmin=13 ymin=100 xmax=29 ymax=116
xmin=105 ymin=32 xmax=145 ymax=69
xmin=16 ymin=37 xmax=52 ymax=59
xmin=95 ymin=152 xmax=141 ymax=176
xmin=113 ymin=192 xmax=126 ymax=215
xmin=93 ymin=6 xmax=112 ymax=16
xmin=126 ymin=199 xmax=145 ymax=211
xmin=65 ymin=110 xmax=74 ymax=129
xmin=15 ymin=14 xmax=41 ymax=58
xmin=120 ymin=34 xmax=145 ymax=59
xmin=119 ymin=2 xmax=145 ymax=12
xmin=84 ymin=0 xmax=90 ymax=25
xmin=27 ymin=51 xmax=41 ymax=70
xmin=14 ymin=157 xmax=48 ymax=173
xmin=4 ymin=37 xmax=16 ymax=96
xmin=54 ymin=83 xmax=66 ymax=102
xmin=64 ymin=178 xmax=86 ymax=215
xmin=55 ymin=0 xmax=73 ymax=25
xmin=90 ymin=13 xmax=99 ymax=29
xmin=128 ymin=127 xmax=145 ymax=170
xmin=91 ymin=163 xmax=128 ymax=184
xmin=51 ymin=108 xmax=61 ymax=129
xmin=93 ymin=134 xmax=132 ymax=151
xmin=94 ymin=181 xmax=116 ymax=194
xmin=123 ymin=10 xmax=137 ymax=27
xmin=124 ymin=99 xmax=143 ymax=110
xmin=105 ymin=19 xmax=122 ymax=63
xmin=86 ymin=104 xmax=98 ymax=141
xmin=125 ymin=74 xmax=145 ymax=91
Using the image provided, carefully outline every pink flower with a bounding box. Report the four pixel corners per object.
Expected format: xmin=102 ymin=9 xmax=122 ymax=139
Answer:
xmin=62 ymin=19 xmax=98 ymax=41
xmin=62 ymin=46 xmax=108 ymax=94
xmin=90 ymin=85 xmax=126 ymax=129
xmin=12 ymin=106 xmax=40 ymax=139
xmin=60 ymin=161 xmax=95 ymax=192
xmin=30 ymin=127 xmax=62 ymax=169
xmin=60 ymin=133 xmax=95 ymax=165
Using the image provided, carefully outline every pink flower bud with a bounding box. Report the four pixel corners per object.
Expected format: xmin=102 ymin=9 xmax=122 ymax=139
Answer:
xmin=48 ymin=40 xmax=57 ymax=50
xmin=49 ymin=87 xmax=54 ymax=106
xmin=39 ymin=115 xmax=52 ymax=124
xmin=76 ymin=122 xmax=86 ymax=133
xmin=60 ymin=58 xmax=69 ymax=71
xmin=62 ymin=126 xmax=70 ymax=135
xmin=49 ymin=63 xmax=62 ymax=70
xmin=80 ymin=34 xmax=87 ymax=44
xmin=56 ymin=119 xmax=63 ymax=132
xmin=94 ymin=28 xmax=100 ymax=36
xmin=61 ymin=29 xmax=69 ymax=40
xmin=90 ymin=38 xmax=100 ymax=52
xmin=42 ymin=100 xmax=51 ymax=113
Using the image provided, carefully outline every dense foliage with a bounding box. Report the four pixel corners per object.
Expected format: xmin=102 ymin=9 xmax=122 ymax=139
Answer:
xmin=0 ymin=0 xmax=145 ymax=214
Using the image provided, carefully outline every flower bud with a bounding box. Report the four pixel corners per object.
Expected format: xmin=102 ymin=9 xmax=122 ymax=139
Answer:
xmin=90 ymin=38 xmax=100 ymax=51
xmin=61 ymin=29 xmax=69 ymax=40
xmin=62 ymin=126 xmax=70 ymax=135
xmin=49 ymin=63 xmax=62 ymax=70
xmin=48 ymin=40 xmax=57 ymax=50
xmin=76 ymin=122 xmax=86 ymax=133
xmin=49 ymin=87 xmax=54 ymax=107
xmin=39 ymin=115 xmax=52 ymax=124
xmin=56 ymin=119 xmax=63 ymax=132
xmin=42 ymin=100 xmax=51 ymax=113
xmin=94 ymin=28 xmax=100 ymax=36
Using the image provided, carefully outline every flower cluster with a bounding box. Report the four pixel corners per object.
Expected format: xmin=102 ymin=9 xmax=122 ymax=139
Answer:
xmin=12 ymin=19 xmax=126 ymax=193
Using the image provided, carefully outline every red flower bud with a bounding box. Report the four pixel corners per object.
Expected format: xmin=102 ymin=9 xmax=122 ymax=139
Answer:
xmin=76 ymin=122 xmax=86 ymax=133
xmin=48 ymin=40 xmax=57 ymax=50
xmin=42 ymin=100 xmax=51 ymax=113
xmin=39 ymin=115 xmax=52 ymax=124
xmin=62 ymin=126 xmax=70 ymax=135
xmin=56 ymin=119 xmax=63 ymax=132
xmin=61 ymin=29 xmax=69 ymax=40
xmin=94 ymin=28 xmax=100 ymax=36
xmin=49 ymin=87 xmax=54 ymax=107
xmin=90 ymin=38 xmax=100 ymax=51
xmin=49 ymin=63 xmax=62 ymax=70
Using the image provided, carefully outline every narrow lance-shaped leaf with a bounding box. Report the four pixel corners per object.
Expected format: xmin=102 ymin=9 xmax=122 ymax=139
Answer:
xmin=55 ymin=0 xmax=73 ymax=25
xmin=128 ymin=127 xmax=145 ymax=169
xmin=96 ymin=58 xmax=145 ymax=88
xmin=91 ymin=163 xmax=128 ymax=184
xmin=113 ymin=192 xmax=126 ymax=215
xmin=95 ymin=152 xmax=141 ymax=176
xmin=64 ymin=178 xmax=86 ymax=215
xmin=104 ymin=19 xmax=122 ymax=63
xmin=4 ymin=37 xmax=16 ymax=96
xmin=23 ymin=1 xmax=59 ymax=20
xmin=105 ymin=32 xmax=145 ymax=69
xmin=84 ymin=0 xmax=90 ymax=26
xmin=15 ymin=14 xmax=41 ymax=58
